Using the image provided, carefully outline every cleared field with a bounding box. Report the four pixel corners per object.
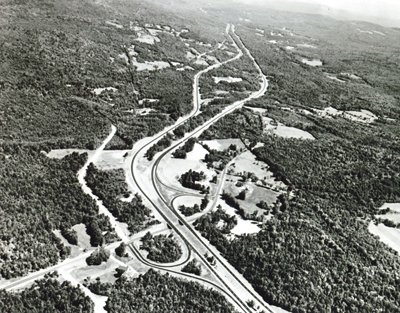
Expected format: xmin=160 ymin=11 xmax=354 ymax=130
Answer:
xmin=314 ymin=107 xmax=377 ymax=124
xmin=215 ymin=199 xmax=261 ymax=236
xmin=93 ymin=87 xmax=117 ymax=95
xmin=375 ymin=202 xmax=400 ymax=222
xmin=376 ymin=213 xmax=400 ymax=223
xmin=368 ymin=222 xmax=400 ymax=254
xmin=271 ymin=125 xmax=315 ymax=139
xmin=92 ymin=150 xmax=130 ymax=170
xmin=215 ymin=147 xmax=282 ymax=223
xmin=46 ymin=148 xmax=131 ymax=170
xmin=263 ymin=116 xmax=315 ymax=140
xmin=157 ymin=143 xmax=216 ymax=191
xmin=201 ymin=138 xmax=245 ymax=151
xmin=132 ymin=59 xmax=170 ymax=71
xmin=232 ymin=218 xmax=261 ymax=236
xmin=244 ymin=106 xmax=268 ymax=114
xmin=301 ymin=58 xmax=322 ymax=66
xmin=213 ymin=76 xmax=243 ymax=83
xmin=378 ymin=202 xmax=400 ymax=212
xmin=228 ymin=150 xmax=286 ymax=190
xmin=72 ymin=224 xmax=92 ymax=250
xmin=53 ymin=230 xmax=82 ymax=258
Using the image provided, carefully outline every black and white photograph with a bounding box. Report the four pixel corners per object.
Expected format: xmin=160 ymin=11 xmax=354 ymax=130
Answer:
xmin=1 ymin=0 xmax=399 ymax=312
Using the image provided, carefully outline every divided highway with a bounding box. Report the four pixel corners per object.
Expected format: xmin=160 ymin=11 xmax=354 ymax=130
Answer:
xmin=1 ymin=23 xmax=274 ymax=313
xmin=130 ymin=24 xmax=274 ymax=313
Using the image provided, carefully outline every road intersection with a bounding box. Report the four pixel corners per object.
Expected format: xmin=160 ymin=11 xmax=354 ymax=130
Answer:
xmin=2 ymin=23 xmax=273 ymax=313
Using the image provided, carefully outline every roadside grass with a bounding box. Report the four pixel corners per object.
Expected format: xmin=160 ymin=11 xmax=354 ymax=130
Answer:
xmin=52 ymin=230 xmax=82 ymax=258
xmin=72 ymin=224 xmax=92 ymax=250
xmin=72 ymin=257 xmax=121 ymax=284
xmin=173 ymin=196 xmax=202 ymax=209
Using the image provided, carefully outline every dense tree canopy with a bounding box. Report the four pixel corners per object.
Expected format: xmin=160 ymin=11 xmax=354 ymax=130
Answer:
xmin=89 ymin=269 xmax=236 ymax=313
xmin=0 ymin=274 xmax=94 ymax=313
xmin=0 ymin=147 xmax=115 ymax=279
xmin=85 ymin=164 xmax=159 ymax=234
xmin=140 ymin=232 xmax=183 ymax=263
xmin=195 ymin=100 xmax=400 ymax=312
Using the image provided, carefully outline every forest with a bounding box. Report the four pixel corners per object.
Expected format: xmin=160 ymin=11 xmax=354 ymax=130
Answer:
xmin=194 ymin=207 xmax=238 ymax=254
xmin=199 ymin=107 xmax=263 ymax=143
xmin=140 ymin=232 xmax=183 ymax=263
xmin=194 ymin=94 xmax=400 ymax=312
xmin=1 ymin=0 xmax=222 ymax=282
xmin=85 ymin=163 xmax=160 ymax=234
xmin=0 ymin=148 xmax=117 ymax=279
xmin=87 ymin=269 xmax=236 ymax=312
xmin=219 ymin=192 xmax=400 ymax=313
xmin=0 ymin=272 xmax=94 ymax=313
xmin=1 ymin=0 xmax=200 ymax=151
xmin=253 ymin=135 xmax=400 ymax=207
xmin=86 ymin=213 xmax=120 ymax=247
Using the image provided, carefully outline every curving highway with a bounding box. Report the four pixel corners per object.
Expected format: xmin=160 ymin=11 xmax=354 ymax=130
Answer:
xmin=1 ymin=23 xmax=274 ymax=313
xmin=129 ymin=24 xmax=274 ymax=313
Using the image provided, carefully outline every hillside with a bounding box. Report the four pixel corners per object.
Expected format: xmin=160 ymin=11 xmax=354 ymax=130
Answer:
xmin=1 ymin=0 xmax=400 ymax=312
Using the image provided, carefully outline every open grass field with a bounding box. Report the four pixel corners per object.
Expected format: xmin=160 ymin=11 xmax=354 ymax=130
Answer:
xmin=72 ymin=223 xmax=92 ymax=251
xmin=214 ymin=199 xmax=262 ymax=236
xmin=158 ymin=143 xmax=217 ymax=192
xmin=368 ymin=222 xmax=400 ymax=254
xmin=201 ymin=139 xmax=245 ymax=151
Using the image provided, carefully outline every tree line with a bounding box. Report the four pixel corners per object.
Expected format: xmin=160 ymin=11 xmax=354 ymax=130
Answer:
xmin=88 ymin=269 xmax=236 ymax=312
xmin=85 ymin=163 xmax=160 ymax=234
xmin=0 ymin=147 xmax=116 ymax=279
xmin=0 ymin=272 xmax=94 ymax=312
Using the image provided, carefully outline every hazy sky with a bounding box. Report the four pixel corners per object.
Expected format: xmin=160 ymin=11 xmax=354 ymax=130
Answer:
xmin=237 ymin=0 xmax=400 ymax=27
